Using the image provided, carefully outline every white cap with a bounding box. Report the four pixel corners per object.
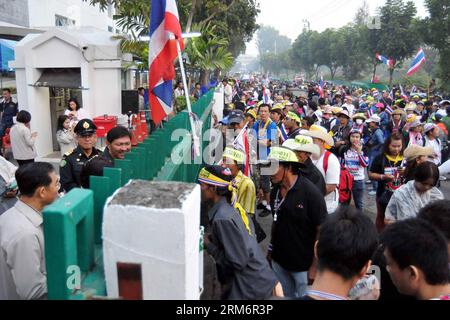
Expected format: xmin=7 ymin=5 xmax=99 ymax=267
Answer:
xmin=365 ymin=115 xmax=381 ymax=124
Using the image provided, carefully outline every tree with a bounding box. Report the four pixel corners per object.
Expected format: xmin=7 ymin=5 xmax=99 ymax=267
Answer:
xmin=256 ymin=25 xmax=291 ymax=56
xmin=83 ymin=0 xmax=258 ymax=84
xmin=290 ymin=29 xmax=320 ymax=79
xmin=377 ymin=0 xmax=418 ymax=87
xmin=419 ymin=0 xmax=450 ymax=92
xmin=184 ymin=23 xmax=234 ymax=85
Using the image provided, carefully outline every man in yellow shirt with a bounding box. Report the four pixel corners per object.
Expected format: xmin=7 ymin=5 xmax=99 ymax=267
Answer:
xmin=222 ymin=146 xmax=256 ymax=216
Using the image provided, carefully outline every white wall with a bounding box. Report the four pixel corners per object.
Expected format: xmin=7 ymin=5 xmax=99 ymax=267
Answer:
xmin=11 ymin=29 xmax=122 ymax=157
xmin=92 ymin=63 xmax=122 ymax=116
xmin=28 ymin=0 xmax=117 ymax=33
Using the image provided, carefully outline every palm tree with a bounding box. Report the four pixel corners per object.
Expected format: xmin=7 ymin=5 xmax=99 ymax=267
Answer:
xmin=184 ymin=23 xmax=234 ymax=85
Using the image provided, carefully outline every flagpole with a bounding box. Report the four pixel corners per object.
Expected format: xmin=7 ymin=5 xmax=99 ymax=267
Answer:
xmin=173 ymin=34 xmax=200 ymax=157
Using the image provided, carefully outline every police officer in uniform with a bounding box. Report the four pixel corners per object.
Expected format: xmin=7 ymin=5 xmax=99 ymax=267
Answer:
xmin=60 ymin=119 xmax=102 ymax=192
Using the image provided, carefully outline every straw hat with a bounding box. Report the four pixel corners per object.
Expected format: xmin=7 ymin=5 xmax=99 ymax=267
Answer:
xmin=352 ymin=113 xmax=367 ymax=121
xmin=303 ymin=125 xmax=335 ymax=147
xmin=392 ymin=108 xmax=406 ymax=116
xmin=404 ymin=145 xmax=434 ymax=161
xmin=282 ymin=135 xmax=320 ymax=157
xmin=245 ymin=109 xmax=257 ymax=120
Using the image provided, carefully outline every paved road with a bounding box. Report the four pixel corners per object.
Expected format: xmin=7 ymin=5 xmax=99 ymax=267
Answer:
xmin=201 ymin=176 xmax=450 ymax=300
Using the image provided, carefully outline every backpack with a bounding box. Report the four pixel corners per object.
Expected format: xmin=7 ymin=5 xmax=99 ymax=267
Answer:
xmin=324 ymin=151 xmax=354 ymax=204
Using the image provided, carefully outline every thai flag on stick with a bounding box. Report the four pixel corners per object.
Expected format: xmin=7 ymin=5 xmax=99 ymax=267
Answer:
xmin=149 ymin=0 xmax=184 ymax=125
xmin=385 ymin=105 xmax=393 ymax=115
xmin=389 ymin=89 xmax=394 ymax=100
xmin=318 ymin=76 xmax=325 ymax=98
xmin=399 ymin=84 xmax=409 ymax=101
xmin=233 ymin=123 xmax=252 ymax=177
xmin=262 ymin=87 xmax=271 ymax=104
xmin=407 ymin=48 xmax=426 ymax=76
xmin=376 ymin=53 xmax=395 ymax=68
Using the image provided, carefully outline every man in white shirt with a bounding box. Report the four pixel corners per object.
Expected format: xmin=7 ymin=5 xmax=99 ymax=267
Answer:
xmin=0 ymin=162 xmax=60 ymax=299
xmin=223 ymin=79 xmax=233 ymax=105
xmin=305 ymin=125 xmax=341 ymax=214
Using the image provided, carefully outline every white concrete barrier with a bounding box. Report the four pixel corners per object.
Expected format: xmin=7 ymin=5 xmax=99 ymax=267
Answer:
xmin=103 ymin=180 xmax=201 ymax=300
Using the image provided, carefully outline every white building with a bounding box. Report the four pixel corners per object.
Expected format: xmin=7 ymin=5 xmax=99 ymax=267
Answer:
xmin=0 ymin=0 xmax=119 ymax=36
xmin=10 ymin=27 xmax=123 ymax=158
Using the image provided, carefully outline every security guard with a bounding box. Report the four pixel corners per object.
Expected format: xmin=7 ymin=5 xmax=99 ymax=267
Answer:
xmin=60 ymin=119 xmax=102 ymax=192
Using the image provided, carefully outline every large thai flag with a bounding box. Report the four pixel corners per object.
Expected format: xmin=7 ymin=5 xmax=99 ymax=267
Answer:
xmin=407 ymin=48 xmax=425 ymax=76
xmin=376 ymin=53 xmax=394 ymax=68
xmin=149 ymin=0 xmax=184 ymax=125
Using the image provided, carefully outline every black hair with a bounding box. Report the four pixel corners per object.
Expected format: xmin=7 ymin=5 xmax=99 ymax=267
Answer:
xmin=383 ymin=132 xmax=404 ymax=156
xmin=2 ymin=88 xmax=11 ymax=93
xmin=15 ymin=162 xmax=55 ymax=197
xmin=381 ymin=219 xmax=449 ymax=285
xmin=414 ymin=161 xmax=440 ymax=187
xmin=137 ymin=87 xmax=145 ymax=92
xmin=106 ymin=126 xmax=132 ymax=143
xmin=80 ymin=156 xmax=113 ymax=188
xmin=57 ymin=115 xmax=69 ymax=131
xmin=302 ymin=116 xmax=315 ymax=127
xmin=403 ymin=158 xmax=419 ymax=183
xmin=67 ymin=98 xmax=81 ymax=111
xmin=308 ymin=100 xmax=318 ymax=112
xmin=317 ymin=207 xmax=378 ymax=280
xmin=258 ymin=104 xmax=270 ymax=111
xmin=16 ymin=110 xmax=31 ymax=124
xmin=418 ymin=200 xmax=450 ymax=241
xmin=318 ymin=98 xmax=326 ymax=106
xmin=280 ymin=162 xmax=300 ymax=175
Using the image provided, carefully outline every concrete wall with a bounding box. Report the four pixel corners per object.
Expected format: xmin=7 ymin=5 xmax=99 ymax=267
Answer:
xmin=103 ymin=181 xmax=201 ymax=300
xmin=0 ymin=0 xmax=29 ymax=27
xmin=28 ymin=0 xmax=117 ymax=33
xmin=10 ymin=29 xmax=122 ymax=157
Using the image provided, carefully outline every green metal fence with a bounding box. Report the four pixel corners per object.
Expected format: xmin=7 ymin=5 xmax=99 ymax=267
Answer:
xmin=42 ymin=90 xmax=214 ymax=299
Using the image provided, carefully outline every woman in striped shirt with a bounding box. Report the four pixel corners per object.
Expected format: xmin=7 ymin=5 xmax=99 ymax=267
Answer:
xmin=341 ymin=129 xmax=369 ymax=211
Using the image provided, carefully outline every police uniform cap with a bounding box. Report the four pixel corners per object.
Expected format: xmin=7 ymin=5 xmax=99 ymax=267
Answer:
xmin=74 ymin=119 xmax=97 ymax=136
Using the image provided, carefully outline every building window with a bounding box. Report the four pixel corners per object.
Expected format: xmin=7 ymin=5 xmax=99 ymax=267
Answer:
xmin=108 ymin=26 xmax=113 ymax=32
xmin=55 ymin=15 xmax=75 ymax=27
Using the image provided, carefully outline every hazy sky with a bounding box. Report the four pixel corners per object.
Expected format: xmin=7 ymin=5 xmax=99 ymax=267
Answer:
xmin=245 ymin=0 xmax=428 ymax=55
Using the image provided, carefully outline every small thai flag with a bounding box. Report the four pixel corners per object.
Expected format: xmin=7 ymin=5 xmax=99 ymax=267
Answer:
xmin=386 ymin=105 xmax=393 ymax=115
xmin=367 ymin=108 xmax=374 ymax=118
xmin=376 ymin=53 xmax=395 ymax=68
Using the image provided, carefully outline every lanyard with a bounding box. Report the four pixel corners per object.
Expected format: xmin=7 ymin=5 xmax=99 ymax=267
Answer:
xmin=258 ymin=119 xmax=271 ymax=137
xmin=273 ymin=177 xmax=297 ymax=222
xmin=306 ymin=290 xmax=349 ymax=301
xmin=273 ymin=189 xmax=284 ymax=222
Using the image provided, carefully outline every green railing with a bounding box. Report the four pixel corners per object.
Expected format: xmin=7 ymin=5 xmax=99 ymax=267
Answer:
xmin=42 ymin=90 xmax=214 ymax=299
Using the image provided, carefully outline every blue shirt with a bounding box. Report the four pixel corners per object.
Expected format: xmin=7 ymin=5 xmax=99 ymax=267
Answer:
xmin=253 ymin=120 xmax=277 ymax=160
